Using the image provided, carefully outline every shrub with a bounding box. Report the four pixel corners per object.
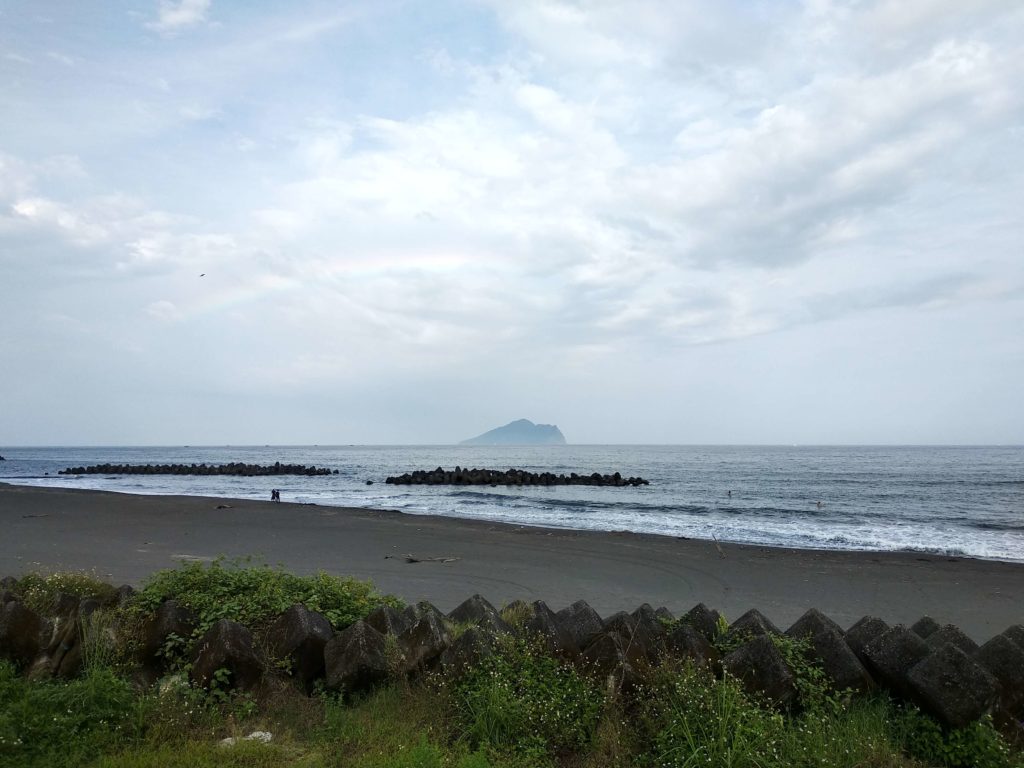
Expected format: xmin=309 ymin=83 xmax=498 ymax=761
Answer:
xmin=894 ymin=705 xmax=1020 ymax=768
xmin=11 ymin=570 xmax=116 ymax=614
xmin=134 ymin=558 xmax=403 ymax=633
xmin=769 ymin=633 xmax=842 ymax=712
xmin=715 ymin=628 xmax=841 ymax=712
xmin=450 ymin=636 xmax=605 ymax=763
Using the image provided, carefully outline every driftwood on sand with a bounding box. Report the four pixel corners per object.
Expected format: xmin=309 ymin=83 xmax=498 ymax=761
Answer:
xmin=385 ymin=553 xmax=461 ymax=564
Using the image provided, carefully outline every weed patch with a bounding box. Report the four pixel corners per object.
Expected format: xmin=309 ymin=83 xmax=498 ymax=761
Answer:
xmin=450 ymin=636 xmax=605 ymax=763
xmin=93 ymin=740 xmax=321 ymax=767
xmin=134 ymin=558 xmax=403 ymax=634
xmin=641 ymin=661 xmax=785 ymax=767
xmin=0 ymin=660 xmax=145 ymax=768
xmin=10 ymin=570 xmax=116 ymax=614
xmin=317 ymin=684 xmax=489 ymax=767
xmin=894 ymin=705 xmax=1020 ymax=768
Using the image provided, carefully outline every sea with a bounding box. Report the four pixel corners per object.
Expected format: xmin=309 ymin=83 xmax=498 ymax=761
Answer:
xmin=1 ymin=445 xmax=1021 ymax=563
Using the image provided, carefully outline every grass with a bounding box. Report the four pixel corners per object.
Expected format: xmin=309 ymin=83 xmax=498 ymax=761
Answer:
xmin=93 ymin=741 xmax=319 ymax=768
xmin=450 ymin=635 xmax=605 ymax=763
xmin=2 ymin=566 xmax=1023 ymax=768
xmin=640 ymin=662 xmax=785 ymax=767
xmin=0 ymin=661 xmax=145 ymax=768
xmin=498 ymin=602 xmax=533 ymax=632
xmin=318 ymin=684 xmax=491 ymax=767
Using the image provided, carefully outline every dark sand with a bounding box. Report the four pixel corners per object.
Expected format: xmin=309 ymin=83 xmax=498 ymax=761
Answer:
xmin=2 ymin=483 xmax=1021 ymax=640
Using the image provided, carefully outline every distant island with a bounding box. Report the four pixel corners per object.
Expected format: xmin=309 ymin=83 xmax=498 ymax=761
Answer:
xmin=460 ymin=418 xmax=567 ymax=446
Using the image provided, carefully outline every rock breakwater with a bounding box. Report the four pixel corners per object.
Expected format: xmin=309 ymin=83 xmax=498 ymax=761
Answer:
xmin=385 ymin=466 xmax=649 ymax=486
xmin=2 ymin=580 xmax=1021 ymax=735
xmin=59 ymin=462 xmax=337 ymax=477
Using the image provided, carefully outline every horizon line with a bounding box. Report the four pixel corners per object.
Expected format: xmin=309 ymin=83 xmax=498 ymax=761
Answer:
xmin=3 ymin=442 xmax=1022 ymax=449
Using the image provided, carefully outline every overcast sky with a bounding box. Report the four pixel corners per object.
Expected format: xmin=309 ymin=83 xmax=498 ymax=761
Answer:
xmin=1 ymin=1 xmax=1022 ymax=446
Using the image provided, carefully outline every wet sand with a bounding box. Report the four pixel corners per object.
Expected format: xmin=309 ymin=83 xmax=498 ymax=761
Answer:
xmin=2 ymin=482 xmax=1021 ymax=640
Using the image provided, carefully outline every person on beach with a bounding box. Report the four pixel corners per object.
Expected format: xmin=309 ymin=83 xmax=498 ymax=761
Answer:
xmin=271 ymin=489 xmax=280 ymax=502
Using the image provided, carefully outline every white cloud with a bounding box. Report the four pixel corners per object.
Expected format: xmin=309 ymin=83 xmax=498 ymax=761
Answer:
xmin=36 ymin=154 xmax=87 ymax=180
xmin=46 ymin=51 xmax=75 ymax=66
xmin=148 ymin=0 xmax=211 ymax=33
xmin=2 ymin=163 xmax=205 ymax=273
xmin=178 ymin=104 xmax=220 ymax=121
xmin=864 ymin=0 xmax=1020 ymax=38
xmin=124 ymin=231 xmax=236 ymax=269
xmin=493 ymin=2 xmax=639 ymax=68
xmin=146 ymin=299 xmax=182 ymax=322
xmin=12 ymin=196 xmax=110 ymax=246
xmin=2 ymin=0 xmax=1022 ymax=442
xmin=214 ymin=4 xmax=1020 ymax=357
xmin=0 ymin=153 xmax=34 ymax=200
xmin=619 ymin=37 xmax=1019 ymax=268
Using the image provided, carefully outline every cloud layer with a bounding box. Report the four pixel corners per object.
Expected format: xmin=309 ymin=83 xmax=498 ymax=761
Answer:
xmin=1 ymin=0 xmax=1022 ymax=444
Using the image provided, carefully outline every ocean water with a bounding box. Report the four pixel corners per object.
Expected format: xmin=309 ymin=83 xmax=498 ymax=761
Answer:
xmin=1 ymin=445 xmax=1021 ymax=563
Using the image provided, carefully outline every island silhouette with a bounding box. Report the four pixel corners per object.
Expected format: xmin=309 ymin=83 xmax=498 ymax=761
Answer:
xmin=459 ymin=418 xmax=566 ymax=446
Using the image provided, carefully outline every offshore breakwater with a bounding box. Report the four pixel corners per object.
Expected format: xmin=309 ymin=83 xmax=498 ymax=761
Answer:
xmin=385 ymin=466 xmax=650 ymax=486
xmin=59 ymin=462 xmax=337 ymax=477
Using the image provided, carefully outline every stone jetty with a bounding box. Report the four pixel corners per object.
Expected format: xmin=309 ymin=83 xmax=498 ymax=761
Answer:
xmin=59 ymin=462 xmax=337 ymax=477
xmin=385 ymin=466 xmax=649 ymax=486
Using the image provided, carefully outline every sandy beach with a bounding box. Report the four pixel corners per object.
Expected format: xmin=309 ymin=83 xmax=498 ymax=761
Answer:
xmin=2 ymin=482 xmax=1021 ymax=641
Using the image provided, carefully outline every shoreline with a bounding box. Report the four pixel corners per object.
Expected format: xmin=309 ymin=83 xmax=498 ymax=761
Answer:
xmin=7 ymin=477 xmax=1021 ymax=567
xmin=3 ymin=482 xmax=1022 ymax=640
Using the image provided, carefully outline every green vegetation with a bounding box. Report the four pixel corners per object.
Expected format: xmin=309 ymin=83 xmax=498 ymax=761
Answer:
xmin=0 ymin=661 xmax=144 ymax=768
xmin=894 ymin=707 xmax=1019 ymax=768
xmin=1 ymin=566 xmax=1021 ymax=767
xmin=450 ymin=636 xmax=604 ymax=762
xmin=134 ymin=557 xmax=403 ymax=633
xmin=317 ymin=685 xmax=491 ymax=768
xmin=641 ymin=662 xmax=785 ymax=767
xmin=11 ymin=570 xmax=117 ymax=614
xmin=498 ymin=602 xmax=533 ymax=631
xmin=714 ymin=626 xmax=843 ymax=712
xmin=638 ymin=661 xmax=922 ymax=768
xmin=4 ymin=652 xmax=1020 ymax=768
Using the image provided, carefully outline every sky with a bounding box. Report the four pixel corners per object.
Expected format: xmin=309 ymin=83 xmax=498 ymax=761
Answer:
xmin=1 ymin=0 xmax=1022 ymax=446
